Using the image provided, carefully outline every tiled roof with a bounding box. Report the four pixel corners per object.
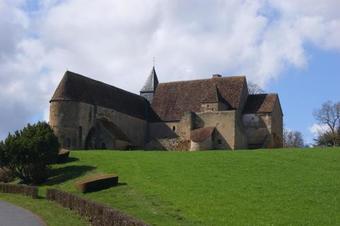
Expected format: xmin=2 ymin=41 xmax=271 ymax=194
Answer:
xmin=190 ymin=127 xmax=215 ymax=142
xmin=50 ymin=71 xmax=150 ymax=120
xmin=151 ymin=76 xmax=247 ymax=121
xmin=243 ymin=94 xmax=279 ymax=114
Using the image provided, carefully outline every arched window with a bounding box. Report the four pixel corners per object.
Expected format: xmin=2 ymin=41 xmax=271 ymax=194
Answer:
xmin=172 ymin=126 xmax=176 ymax=131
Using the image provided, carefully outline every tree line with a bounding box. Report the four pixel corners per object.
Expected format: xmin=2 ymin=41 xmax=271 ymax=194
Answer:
xmin=283 ymin=100 xmax=340 ymax=148
xmin=313 ymin=101 xmax=340 ymax=146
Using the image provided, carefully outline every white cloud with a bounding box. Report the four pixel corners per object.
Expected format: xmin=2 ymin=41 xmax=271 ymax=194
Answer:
xmin=309 ymin=123 xmax=329 ymax=137
xmin=1 ymin=0 xmax=340 ymax=138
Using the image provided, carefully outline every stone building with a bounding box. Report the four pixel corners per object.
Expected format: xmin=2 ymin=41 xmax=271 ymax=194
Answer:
xmin=49 ymin=68 xmax=283 ymax=150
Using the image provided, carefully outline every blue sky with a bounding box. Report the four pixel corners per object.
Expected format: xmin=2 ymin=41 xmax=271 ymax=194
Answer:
xmin=0 ymin=0 xmax=340 ymax=144
xmin=267 ymin=47 xmax=340 ymax=144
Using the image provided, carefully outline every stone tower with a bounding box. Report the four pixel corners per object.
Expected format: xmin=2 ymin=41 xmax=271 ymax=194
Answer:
xmin=140 ymin=67 xmax=159 ymax=103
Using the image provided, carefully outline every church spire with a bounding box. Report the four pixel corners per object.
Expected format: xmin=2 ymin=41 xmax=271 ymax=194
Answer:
xmin=140 ymin=66 xmax=159 ymax=103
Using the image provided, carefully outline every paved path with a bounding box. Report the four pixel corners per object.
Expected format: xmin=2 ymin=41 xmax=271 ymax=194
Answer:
xmin=0 ymin=201 xmax=45 ymax=226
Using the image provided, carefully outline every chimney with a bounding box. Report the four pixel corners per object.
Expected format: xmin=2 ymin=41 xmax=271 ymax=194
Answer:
xmin=212 ymin=74 xmax=222 ymax=78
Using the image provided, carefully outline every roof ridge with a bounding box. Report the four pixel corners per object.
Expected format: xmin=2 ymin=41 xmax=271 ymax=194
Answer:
xmin=64 ymin=70 xmax=146 ymax=101
xmin=158 ymin=75 xmax=246 ymax=85
xmin=248 ymin=93 xmax=278 ymax=96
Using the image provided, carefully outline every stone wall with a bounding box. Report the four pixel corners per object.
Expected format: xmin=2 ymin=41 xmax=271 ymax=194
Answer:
xmin=92 ymin=104 xmax=147 ymax=147
xmin=50 ymin=101 xmax=147 ymax=149
xmin=234 ymin=116 xmax=248 ymax=149
xmin=149 ymin=112 xmax=194 ymax=140
xmin=242 ymin=100 xmax=283 ymax=149
xmin=201 ymin=103 xmax=218 ymax=112
xmin=200 ymin=102 xmax=229 ymax=113
xmin=149 ymin=110 xmax=247 ymax=150
xmin=269 ymin=100 xmax=283 ymax=148
xmin=195 ymin=110 xmax=246 ymax=150
xmin=149 ymin=122 xmax=179 ymax=139
xmin=50 ymin=101 xmax=79 ymax=149
xmin=145 ymin=137 xmax=190 ymax=151
xmin=242 ymin=113 xmax=271 ymax=148
xmin=190 ymin=137 xmax=213 ymax=151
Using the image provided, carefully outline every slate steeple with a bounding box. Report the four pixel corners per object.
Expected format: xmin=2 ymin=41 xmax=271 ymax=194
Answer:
xmin=140 ymin=66 xmax=159 ymax=103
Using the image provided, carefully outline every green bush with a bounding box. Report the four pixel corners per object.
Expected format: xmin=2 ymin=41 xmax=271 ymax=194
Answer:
xmin=0 ymin=168 xmax=14 ymax=183
xmin=0 ymin=122 xmax=59 ymax=184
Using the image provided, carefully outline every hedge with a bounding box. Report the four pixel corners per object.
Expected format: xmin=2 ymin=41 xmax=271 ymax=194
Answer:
xmin=46 ymin=188 xmax=148 ymax=226
xmin=0 ymin=183 xmax=38 ymax=199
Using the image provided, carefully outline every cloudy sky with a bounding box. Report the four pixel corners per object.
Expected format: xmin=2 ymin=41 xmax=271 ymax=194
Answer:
xmin=1 ymin=0 xmax=340 ymax=144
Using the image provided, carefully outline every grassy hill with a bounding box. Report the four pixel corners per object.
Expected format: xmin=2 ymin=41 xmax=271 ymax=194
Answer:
xmin=41 ymin=148 xmax=340 ymax=225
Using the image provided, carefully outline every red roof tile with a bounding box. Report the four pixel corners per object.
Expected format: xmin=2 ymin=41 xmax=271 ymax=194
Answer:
xmin=190 ymin=127 xmax=215 ymax=142
xmin=243 ymin=94 xmax=279 ymax=114
xmin=151 ymin=76 xmax=247 ymax=121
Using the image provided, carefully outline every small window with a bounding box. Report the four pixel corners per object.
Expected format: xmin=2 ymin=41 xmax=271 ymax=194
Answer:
xmin=218 ymin=139 xmax=222 ymax=145
xmin=172 ymin=126 xmax=176 ymax=131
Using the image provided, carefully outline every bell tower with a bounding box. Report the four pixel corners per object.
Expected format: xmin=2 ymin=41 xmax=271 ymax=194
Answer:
xmin=140 ymin=66 xmax=159 ymax=103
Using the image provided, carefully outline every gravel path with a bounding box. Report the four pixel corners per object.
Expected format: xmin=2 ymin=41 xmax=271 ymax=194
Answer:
xmin=0 ymin=201 xmax=45 ymax=226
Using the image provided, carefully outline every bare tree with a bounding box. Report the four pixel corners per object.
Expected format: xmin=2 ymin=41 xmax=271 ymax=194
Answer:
xmin=283 ymin=129 xmax=304 ymax=148
xmin=248 ymin=82 xmax=265 ymax=95
xmin=313 ymin=101 xmax=340 ymax=146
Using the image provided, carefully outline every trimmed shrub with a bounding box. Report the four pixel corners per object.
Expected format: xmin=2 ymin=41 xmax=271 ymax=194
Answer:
xmin=0 ymin=168 xmax=14 ymax=183
xmin=46 ymin=188 xmax=148 ymax=226
xmin=0 ymin=183 xmax=38 ymax=199
xmin=75 ymin=174 xmax=118 ymax=193
xmin=0 ymin=122 xmax=59 ymax=184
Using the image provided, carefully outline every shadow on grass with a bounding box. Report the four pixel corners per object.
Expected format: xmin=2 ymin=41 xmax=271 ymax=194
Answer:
xmin=83 ymin=182 xmax=128 ymax=193
xmin=45 ymin=165 xmax=96 ymax=186
xmin=64 ymin=157 xmax=80 ymax=163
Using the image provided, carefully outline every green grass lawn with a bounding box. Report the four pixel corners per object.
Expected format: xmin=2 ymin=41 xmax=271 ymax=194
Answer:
xmin=0 ymin=193 xmax=89 ymax=226
xmin=37 ymin=148 xmax=340 ymax=225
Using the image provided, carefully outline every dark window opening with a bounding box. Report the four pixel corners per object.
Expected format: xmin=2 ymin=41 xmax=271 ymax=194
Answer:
xmin=218 ymin=139 xmax=222 ymax=145
xmin=172 ymin=126 xmax=176 ymax=131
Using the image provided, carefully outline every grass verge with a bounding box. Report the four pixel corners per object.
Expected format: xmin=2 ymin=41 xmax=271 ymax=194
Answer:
xmin=0 ymin=193 xmax=89 ymax=226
